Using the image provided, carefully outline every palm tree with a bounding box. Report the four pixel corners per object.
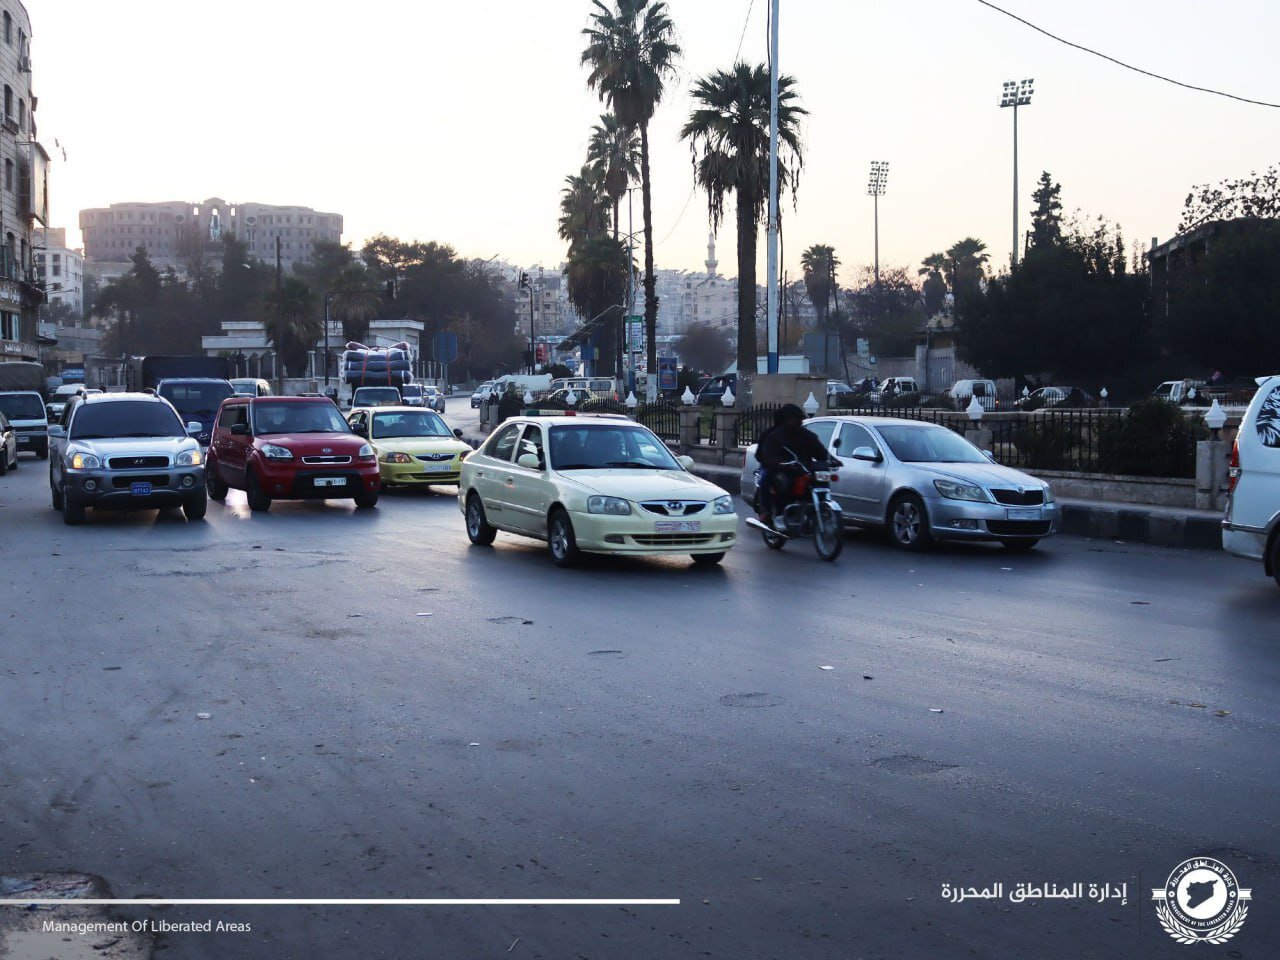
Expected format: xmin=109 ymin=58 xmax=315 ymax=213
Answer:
xmin=328 ymin=264 xmax=382 ymax=344
xmin=262 ymin=277 xmax=321 ymax=379
xmin=800 ymin=244 xmax=838 ymax=326
xmin=582 ymin=0 xmax=681 ymax=381
xmin=944 ymin=237 xmax=990 ymax=304
xmin=586 ymin=113 xmax=640 ymax=239
xmin=919 ymin=252 xmax=947 ymax=315
xmin=681 ymin=62 xmax=806 ymax=374
xmin=558 ymin=166 xmax=612 ymax=246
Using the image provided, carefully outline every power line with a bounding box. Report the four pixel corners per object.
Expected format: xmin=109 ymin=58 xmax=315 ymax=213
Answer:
xmin=655 ymin=185 xmax=697 ymax=247
xmin=974 ymin=0 xmax=1280 ymax=108
xmin=734 ymin=0 xmax=756 ymax=63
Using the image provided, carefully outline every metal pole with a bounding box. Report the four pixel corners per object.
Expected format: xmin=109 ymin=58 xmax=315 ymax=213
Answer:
xmin=1012 ymin=104 xmax=1019 ymax=269
xmin=765 ymin=0 xmax=781 ymax=376
xmin=874 ymin=192 xmax=880 ymax=285
xmin=627 ymin=191 xmax=635 ymax=392
xmin=527 ymin=285 xmax=535 ymax=375
xmin=323 ymin=293 xmax=332 ymax=390
xmin=275 ymin=236 xmax=283 ymax=389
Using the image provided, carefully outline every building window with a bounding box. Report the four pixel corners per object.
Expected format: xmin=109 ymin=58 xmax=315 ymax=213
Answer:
xmin=4 ymin=159 xmax=11 ymax=192
xmin=3 ymin=86 xmax=10 ymax=121
xmin=1 ymin=312 xmax=19 ymax=341
xmin=2 ymin=14 xmax=10 ymax=45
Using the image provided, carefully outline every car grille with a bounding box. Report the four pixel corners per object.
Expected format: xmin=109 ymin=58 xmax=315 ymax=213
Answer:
xmin=991 ymin=488 xmax=1044 ymax=506
xmin=301 ymin=455 xmax=353 ymax=465
xmin=639 ymin=501 xmax=708 ymax=516
xmin=407 ymin=472 xmax=458 ymax=480
xmin=986 ymin=520 xmax=1052 ymax=536
xmin=108 ymin=456 xmax=169 ymax=469
xmin=630 ymin=534 xmax=716 ymax=546
xmin=111 ymin=474 xmax=170 ymax=489
xmin=416 ymin=453 xmax=455 ymax=462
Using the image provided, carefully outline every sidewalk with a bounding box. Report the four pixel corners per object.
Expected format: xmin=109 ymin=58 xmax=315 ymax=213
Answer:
xmin=458 ymin=427 xmax=1225 ymax=552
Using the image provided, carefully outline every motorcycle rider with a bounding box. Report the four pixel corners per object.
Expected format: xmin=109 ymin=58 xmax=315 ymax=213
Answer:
xmin=756 ymin=403 xmax=830 ymax=529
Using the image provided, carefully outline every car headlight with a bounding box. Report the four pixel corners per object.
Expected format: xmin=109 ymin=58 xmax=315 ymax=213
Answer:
xmin=358 ymin=443 xmax=375 ymax=460
xmin=70 ymin=451 xmax=101 ymax=470
xmin=261 ymin=443 xmax=294 ymax=460
xmin=934 ymin=479 xmax=990 ymax=502
xmin=1042 ymin=485 xmax=1056 ymax=504
xmin=384 ymin=451 xmax=413 ymax=464
xmin=587 ymin=495 xmax=631 ymax=515
xmin=712 ymin=495 xmax=735 ymax=515
xmin=176 ymin=449 xmax=203 ymax=466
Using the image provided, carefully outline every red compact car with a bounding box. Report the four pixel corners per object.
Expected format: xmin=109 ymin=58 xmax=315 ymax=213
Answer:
xmin=206 ymin=396 xmax=380 ymax=511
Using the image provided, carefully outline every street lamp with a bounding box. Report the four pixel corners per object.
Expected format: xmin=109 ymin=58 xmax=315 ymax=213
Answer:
xmin=867 ymin=161 xmax=888 ymax=285
xmin=999 ymin=78 xmax=1034 ymax=269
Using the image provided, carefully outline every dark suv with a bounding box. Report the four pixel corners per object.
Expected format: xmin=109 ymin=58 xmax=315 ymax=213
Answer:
xmin=48 ymin=392 xmax=207 ymax=525
xmin=206 ymin=396 xmax=381 ymax=511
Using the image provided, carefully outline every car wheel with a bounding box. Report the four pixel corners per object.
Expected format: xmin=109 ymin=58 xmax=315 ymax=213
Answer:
xmin=1001 ymin=539 xmax=1040 ymax=552
xmin=0 ymin=448 xmax=8 ymax=475
xmin=547 ymin=508 xmax=582 ymax=567
xmin=61 ymin=490 xmax=85 ymax=525
xmin=888 ymin=493 xmax=931 ymax=551
xmin=354 ymin=490 xmax=379 ymax=509
xmin=465 ymin=493 xmax=497 ymax=546
xmin=691 ymin=552 xmax=725 ymax=566
xmin=206 ymin=461 xmax=229 ymax=501
xmin=245 ymin=470 xmax=272 ymax=512
xmin=183 ymin=488 xmax=208 ymax=521
xmin=1269 ymin=532 xmax=1280 ymax=589
xmin=50 ymin=472 xmax=63 ymax=510
xmin=37 ymin=441 xmax=48 ymax=460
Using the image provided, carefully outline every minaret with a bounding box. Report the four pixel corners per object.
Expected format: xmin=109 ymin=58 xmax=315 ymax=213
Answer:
xmin=705 ymin=233 xmax=718 ymax=277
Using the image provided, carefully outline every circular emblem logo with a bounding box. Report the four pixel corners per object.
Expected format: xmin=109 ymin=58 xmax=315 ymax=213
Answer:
xmin=1152 ymin=857 xmax=1250 ymax=944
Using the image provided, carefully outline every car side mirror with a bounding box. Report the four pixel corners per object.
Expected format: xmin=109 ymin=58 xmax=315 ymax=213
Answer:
xmin=982 ymin=449 xmax=995 ymax=461
xmin=677 ymin=455 xmax=694 ymax=470
xmin=352 ymin=423 xmax=368 ymax=437
xmin=851 ymin=445 xmax=882 ymax=462
xmin=517 ymin=453 xmax=541 ymax=470
xmin=832 ymin=437 xmax=841 ymax=450
xmin=186 ymin=421 xmax=202 ymax=435
xmin=230 ymin=423 xmax=250 ymax=436
xmin=48 ymin=424 xmax=65 ymax=438
xmin=453 ymin=428 xmax=464 ymax=439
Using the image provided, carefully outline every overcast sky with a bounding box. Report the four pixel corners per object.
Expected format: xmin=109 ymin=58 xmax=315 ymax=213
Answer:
xmin=28 ymin=0 xmax=1280 ymax=285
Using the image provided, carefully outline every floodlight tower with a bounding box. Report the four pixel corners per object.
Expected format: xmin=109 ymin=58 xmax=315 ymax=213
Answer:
xmin=867 ymin=161 xmax=889 ymax=285
xmin=999 ymin=78 xmax=1034 ymax=269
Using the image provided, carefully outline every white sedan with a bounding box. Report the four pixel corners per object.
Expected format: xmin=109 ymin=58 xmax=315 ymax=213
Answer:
xmin=458 ymin=415 xmax=739 ymax=566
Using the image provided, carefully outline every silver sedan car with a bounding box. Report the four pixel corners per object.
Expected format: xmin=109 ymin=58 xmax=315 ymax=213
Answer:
xmin=741 ymin=416 xmax=1059 ymax=551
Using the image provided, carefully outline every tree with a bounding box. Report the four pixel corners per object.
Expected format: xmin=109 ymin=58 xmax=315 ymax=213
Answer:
xmin=328 ymin=264 xmax=382 ymax=344
xmin=800 ymin=244 xmax=838 ymax=326
xmin=944 ymin=237 xmax=989 ymax=306
xmin=1029 ymin=172 xmax=1063 ymax=250
xmin=586 ymin=112 xmax=640 ymax=239
xmin=261 ymin=278 xmax=320 ymax=378
xmin=558 ymin=166 xmax=612 ymax=246
xmin=674 ymin=321 xmax=733 ymax=374
xmin=1179 ymin=164 xmax=1280 ymax=231
xmin=918 ymin=253 xmax=947 ymax=315
xmin=564 ymin=235 xmax=630 ymax=374
xmin=845 ymin=266 xmax=926 ymax=359
xmin=582 ymin=0 xmax=681 ymax=380
xmin=681 ymin=61 xmax=806 ymax=375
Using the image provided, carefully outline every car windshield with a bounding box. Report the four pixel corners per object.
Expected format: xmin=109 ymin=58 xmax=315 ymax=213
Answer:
xmin=0 ymin=394 xmax=46 ymax=419
xmin=159 ymin=381 xmax=235 ymax=417
xmin=253 ymin=401 xmax=350 ymax=435
xmin=371 ymin=411 xmax=451 ymax=439
xmin=549 ymin=423 xmax=680 ymax=470
xmin=875 ymin=424 xmax=987 ymax=464
xmin=70 ymin=401 xmax=184 ymax=440
xmin=355 ymin=389 xmax=400 ymax=404
xmin=401 ymin=386 xmax=423 ymax=397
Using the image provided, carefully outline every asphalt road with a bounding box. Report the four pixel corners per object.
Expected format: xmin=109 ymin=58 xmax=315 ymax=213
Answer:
xmin=1 ymin=439 xmax=1277 ymax=960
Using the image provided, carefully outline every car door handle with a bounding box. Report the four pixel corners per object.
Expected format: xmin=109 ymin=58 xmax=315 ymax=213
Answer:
xmin=505 ymin=479 xmax=516 ymax=487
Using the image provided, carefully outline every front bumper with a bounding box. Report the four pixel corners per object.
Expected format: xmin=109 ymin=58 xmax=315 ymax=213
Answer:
xmin=569 ymin=509 xmax=739 ymax=555
xmin=67 ymin=466 xmax=206 ymax=510
xmin=926 ymin=496 xmax=1060 ymax=541
xmin=1222 ymin=521 xmax=1265 ymax=562
xmin=380 ymin=459 xmax=463 ymax=486
xmin=255 ymin=460 xmax=381 ymax=499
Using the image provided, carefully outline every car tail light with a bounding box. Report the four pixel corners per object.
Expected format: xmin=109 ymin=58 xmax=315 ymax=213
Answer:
xmin=1227 ymin=439 xmax=1241 ymax=493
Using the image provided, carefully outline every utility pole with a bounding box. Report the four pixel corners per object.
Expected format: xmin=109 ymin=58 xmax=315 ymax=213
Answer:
xmin=765 ymin=0 xmax=781 ymax=376
xmin=274 ymin=236 xmax=283 ymax=391
xmin=867 ymin=161 xmax=888 ymax=285
xmin=999 ymin=79 xmax=1034 ymax=269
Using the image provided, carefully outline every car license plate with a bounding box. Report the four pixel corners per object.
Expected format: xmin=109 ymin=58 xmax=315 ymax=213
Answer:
xmin=1007 ymin=508 xmax=1041 ymax=520
xmin=314 ymin=477 xmax=346 ymax=488
xmin=421 ymin=463 xmax=454 ymax=473
xmin=16 ymin=435 xmax=28 ymax=444
xmin=131 ymin=482 xmax=152 ymax=496
xmin=655 ymin=520 xmax=702 ymax=533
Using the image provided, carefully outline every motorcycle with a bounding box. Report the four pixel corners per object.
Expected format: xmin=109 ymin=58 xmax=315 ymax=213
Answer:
xmin=746 ymin=458 xmax=844 ymax=561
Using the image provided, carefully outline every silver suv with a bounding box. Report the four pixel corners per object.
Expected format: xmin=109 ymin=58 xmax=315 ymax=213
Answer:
xmin=48 ymin=392 xmax=207 ymax=525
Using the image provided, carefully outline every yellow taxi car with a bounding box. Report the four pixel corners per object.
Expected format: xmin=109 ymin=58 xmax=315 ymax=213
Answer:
xmin=458 ymin=414 xmax=739 ymax=566
xmin=348 ymin=405 xmax=471 ymax=488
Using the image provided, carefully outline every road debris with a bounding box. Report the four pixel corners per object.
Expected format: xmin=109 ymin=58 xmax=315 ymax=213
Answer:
xmin=863 ymin=675 xmax=873 ymax=680
xmin=196 ymin=712 xmax=211 ymax=720
xmin=507 ymin=937 xmax=520 ymax=952
xmin=416 ymin=612 xmax=434 ymax=617
xmin=929 ymin=708 xmax=944 ymax=713
xmin=819 ymin=665 xmax=834 ymax=671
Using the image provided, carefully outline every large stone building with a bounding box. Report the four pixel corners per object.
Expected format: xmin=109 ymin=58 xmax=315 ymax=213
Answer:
xmin=35 ymin=226 xmax=82 ymax=315
xmin=78 ymin=198 xmax=343 ymax=274
xmin=0 ymin=0 xmax=48 ymax=362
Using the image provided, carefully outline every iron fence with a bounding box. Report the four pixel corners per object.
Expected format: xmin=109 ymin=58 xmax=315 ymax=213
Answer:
xmin=733 ymin=403 xmax=784 ymax=447
xmin=635 ymin=401 xmax=680 ymax=441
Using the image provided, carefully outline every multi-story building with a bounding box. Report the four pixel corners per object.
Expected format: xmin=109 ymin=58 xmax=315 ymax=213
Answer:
xmin=35 ymin=226 xmax=83 ymax=315
xmin=79 ymin=198 xmax=343 ymax=275
xmin=0 ymin=0 xmax=48 ymax=362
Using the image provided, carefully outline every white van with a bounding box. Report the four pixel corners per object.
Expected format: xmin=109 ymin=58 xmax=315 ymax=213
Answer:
xmin=1222 ymin=374 xmax=1280 ymax=587
xmin=950 ymin=378 xmax=998 ymax=411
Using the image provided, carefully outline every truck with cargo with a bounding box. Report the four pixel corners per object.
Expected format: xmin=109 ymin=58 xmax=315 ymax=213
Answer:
xmin=0 ymin=361 xmax=50 ymax=458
